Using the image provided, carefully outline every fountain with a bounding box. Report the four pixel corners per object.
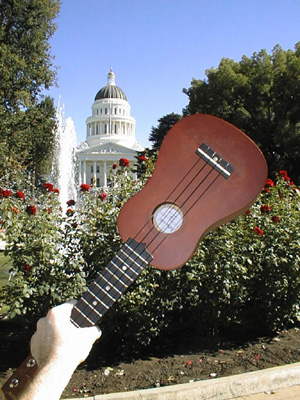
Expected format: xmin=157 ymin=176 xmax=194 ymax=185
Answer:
xmin=52 ymin=102 xmax=78 ymax=209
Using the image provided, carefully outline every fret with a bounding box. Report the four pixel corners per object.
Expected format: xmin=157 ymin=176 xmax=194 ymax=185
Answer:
xmin=124 ymin=242 xmax=149 ymax=265
xmin=111 ymin=259 xmax=134 ymax=282
xmin=120 ymin=248 xmax=143 ymax=270
xmin=101 ymin=274 xmax=122 ymax=295
xmin=88 ymin=282 xmax=113 ymax=307
xmin=81 ymin=296 xmax=103 ymax=317
xmin=95 ymin=281 xmax=115 ymax=302
xmin=105 ymin=267 xmax=129 ymax=288
xmin=114 ymin=253 xmax=133 ymax=272
xmin=70 ymin=238 xmax=153 ymax=328
xmin=86 ymin=287 xmax=109 ymax=309
xmin=71 ymin=305 xmax=95 ymax=328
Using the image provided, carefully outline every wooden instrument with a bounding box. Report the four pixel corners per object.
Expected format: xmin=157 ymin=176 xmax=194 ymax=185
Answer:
xmin=1 ymin=114 xmax=267 ymax=399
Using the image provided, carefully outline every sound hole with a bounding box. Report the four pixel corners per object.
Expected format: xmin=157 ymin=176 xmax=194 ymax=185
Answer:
xmin=153 ymin=203 xmax=183 ymax=234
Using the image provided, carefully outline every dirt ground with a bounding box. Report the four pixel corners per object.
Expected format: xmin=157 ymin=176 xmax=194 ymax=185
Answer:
xmin=1 ymin=321 xmax=300 ymax=399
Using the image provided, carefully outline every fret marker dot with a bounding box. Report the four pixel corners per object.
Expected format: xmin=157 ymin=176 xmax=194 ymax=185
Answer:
xmin=105 ymin=285 xmax=110 ymax=291
xmin=122 ymin=266 xmax=127 ymax=271
xmin=93 ymin=301 xmax=97 ymax=306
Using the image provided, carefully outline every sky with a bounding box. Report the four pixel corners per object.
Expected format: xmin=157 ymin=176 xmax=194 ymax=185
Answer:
xmin=48 ymin=0 xmax=300 ymax=147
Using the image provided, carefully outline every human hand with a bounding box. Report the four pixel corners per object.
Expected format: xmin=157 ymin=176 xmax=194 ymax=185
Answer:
xmin=15 ymin=300 xmax=102 ymax=399
xmin=31 ymin=300 xmax=101 ymax=369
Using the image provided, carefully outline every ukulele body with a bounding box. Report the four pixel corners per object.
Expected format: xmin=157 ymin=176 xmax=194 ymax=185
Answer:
xmin=118 ymin=114 xmax=267 ymax=270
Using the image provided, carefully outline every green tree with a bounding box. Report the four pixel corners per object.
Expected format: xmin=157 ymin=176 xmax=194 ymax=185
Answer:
xmin=149 ymin=113 xmax=182 ymax=150
xmin=0 ymin=0 xmax=60 ymax=183
xmin=183 ymin=43 xmax=300 ymax=184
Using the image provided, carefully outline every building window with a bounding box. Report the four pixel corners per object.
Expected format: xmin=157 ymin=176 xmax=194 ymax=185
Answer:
xmin=96 ymin=165 xmax=100 ymax=173
xmin=105 ymin=108 xmax=107 ymax=114
xmin=100 ymin=108 xmax=102 ymax=114
xmin=104 ymin=124 xmax=107 ymax=134
xmin=114 ymin=107 xmax=117 ymax=114
xmin=114 ymin=124 xmax=117 ymax=134
xmin=91 ymin=166 xmax=93 ymax=173
xmin=96 ymin=178 xmax=100 ymax=187
xmin=96 ymin=124 xmax=99 ymax=134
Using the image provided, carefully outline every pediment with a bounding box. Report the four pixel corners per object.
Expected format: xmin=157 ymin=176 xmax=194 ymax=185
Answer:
xmin=77 ymin=142 xmax=138 ymax=156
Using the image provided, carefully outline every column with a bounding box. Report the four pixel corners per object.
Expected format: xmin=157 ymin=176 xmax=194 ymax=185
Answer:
xmin=93 ymin=161 xmax=97 ymax=186
xmin=103 ymin=161 xmax=107 ymax=187
xmin=83 ymin=161 xmax=87 ymax=184
xmin=78 ymin=161 xmax=82 ymax=185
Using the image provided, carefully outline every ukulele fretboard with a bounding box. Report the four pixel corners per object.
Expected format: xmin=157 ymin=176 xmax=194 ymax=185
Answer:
xmin=70 ymin=238 xmax=153 ymax=328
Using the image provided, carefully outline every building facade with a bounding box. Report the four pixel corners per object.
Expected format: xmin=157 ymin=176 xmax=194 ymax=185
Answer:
xmin=77 ymin=69 xmax=143 ymax=187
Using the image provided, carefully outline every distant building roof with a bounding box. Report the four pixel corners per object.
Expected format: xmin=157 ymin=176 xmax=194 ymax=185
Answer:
xmin=94 ymin=68 xmax=127 ymax=101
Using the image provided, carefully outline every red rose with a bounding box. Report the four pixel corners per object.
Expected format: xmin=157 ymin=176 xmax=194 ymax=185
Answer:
xmin=260 ymin=205 xmax=271 ymax=213
xmin=253 ymin=227 xmax=263 ymax=236
xmin=265 ymin=179 xmax=274 ymax=188
xmin=53 ymin=188 xmax=59 ymax=194
xmin=279 ymin=170 xmax=291 ymax=181
xmin=119 ymin=158 xmax=129 ymax=168
xmin=66 ymin=208 xmax=74 ymax=216
xmin=67 ymin=199 xmax=76 ymax=206
xmin=272 ymin=216 xmax=280 ymax=223
xmin=26 ymin=205 xmax=37 ymax=215
xmin=99 ymin=192 xmax=107 ymax=201
xmin=43 ymin=182 xmax=54 ymax=192
xmin=245 ymin=209 xmax=251 ymax=216
xmin=25 ymin=264 xmax=30 ymax=272
xmin=72 ymin=221 xmax=78 ymax=228
xmin=138 ymin=155 xmax=148 ymax=163
xmin=112 ymin=163 xmax=118 ymax=170
xmin=80 ymin=183 xmax=90 ymax=192
xmin=3 ymin=189 xmax=12 ymax=198
xmin=15 ymin=191 xmax=25 ymax=199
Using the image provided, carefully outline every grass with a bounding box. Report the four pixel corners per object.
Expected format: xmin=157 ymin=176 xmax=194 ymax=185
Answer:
xmin=0 ymin=251 xmax=12 ymax=314
xmin=0 ymin=251 xmax=12 ymax=287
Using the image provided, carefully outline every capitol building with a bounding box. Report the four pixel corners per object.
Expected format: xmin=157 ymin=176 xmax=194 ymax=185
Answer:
xmin=77 ymin=68 xmax=143 ymax=187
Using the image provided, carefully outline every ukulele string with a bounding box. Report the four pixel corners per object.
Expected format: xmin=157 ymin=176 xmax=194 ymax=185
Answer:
xmin=149 ymin=171 xmax=222 ymax=255
xmin=134 ymin=157 xmax=220 ymax=249
xmin=151 ymin=163 xmax=216 ymax=236
xmin=77 ymin=159 xmax=208 ymax=323
xmin=124 ymin=157 xmax=203 ymax=244
xmin=78 ymin=158 xmax=222 ymax=324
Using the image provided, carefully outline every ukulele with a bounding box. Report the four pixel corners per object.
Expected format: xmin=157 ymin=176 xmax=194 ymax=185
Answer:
xmin=1 ymin=114 xmax=267 ymax=399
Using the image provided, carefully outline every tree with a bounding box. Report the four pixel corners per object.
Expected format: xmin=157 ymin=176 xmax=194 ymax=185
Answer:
xmin=183 ymin=43 xmax=300 ymax=184
xmin=149 ymin=113 xmax=182 ymax=151
xmin=0 ymin=0 xmax=60 ymax=183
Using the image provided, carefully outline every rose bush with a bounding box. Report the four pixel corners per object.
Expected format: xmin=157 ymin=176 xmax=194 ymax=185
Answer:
xmin=0 ymin=159 xmax=299 ymax=352
xmin=102 ymin=171 xmax=300 ymax=352
xmin=0 ymin=184 xmax=87 ymax=327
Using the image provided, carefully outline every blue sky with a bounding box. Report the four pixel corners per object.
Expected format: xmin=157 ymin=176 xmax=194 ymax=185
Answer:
xmin=48 ymin=0 xmax=300 ymax=147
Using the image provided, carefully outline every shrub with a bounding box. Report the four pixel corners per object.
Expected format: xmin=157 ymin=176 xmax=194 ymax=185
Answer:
xmin=1 ymin=162 xmax=299 ymax=351
xmin=101 ymin=172 xmax=300 ymax=352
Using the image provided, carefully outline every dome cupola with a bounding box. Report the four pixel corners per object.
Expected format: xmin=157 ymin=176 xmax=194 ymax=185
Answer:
xmin=95 ymin=68 xmax=127 ymax=101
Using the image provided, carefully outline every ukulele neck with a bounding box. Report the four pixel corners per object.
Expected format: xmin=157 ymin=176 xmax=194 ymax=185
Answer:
xmin=70 ymin=238 xmax=153 ymax=328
